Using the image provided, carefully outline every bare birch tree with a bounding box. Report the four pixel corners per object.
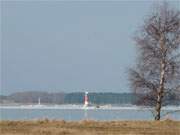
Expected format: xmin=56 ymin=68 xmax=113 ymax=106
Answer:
xmin=129 ymin=2 xmax=180 ymax=120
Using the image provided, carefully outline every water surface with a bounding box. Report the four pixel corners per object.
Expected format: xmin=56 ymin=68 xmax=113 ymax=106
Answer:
xmin=1 ymin=105 xmax=179 ymax=121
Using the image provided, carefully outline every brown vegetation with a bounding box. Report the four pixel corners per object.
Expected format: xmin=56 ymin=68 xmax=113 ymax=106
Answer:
xmin=0 ymin=119 xmax=180 ymax=135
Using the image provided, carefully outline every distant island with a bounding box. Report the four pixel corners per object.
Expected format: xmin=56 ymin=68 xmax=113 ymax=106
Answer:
xmin=0 ymin=91 xmax=179 ymax=106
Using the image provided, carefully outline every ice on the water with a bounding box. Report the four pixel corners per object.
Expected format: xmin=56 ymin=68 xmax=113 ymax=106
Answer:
xmin=0 ymin=104 xmax=180 ymax=110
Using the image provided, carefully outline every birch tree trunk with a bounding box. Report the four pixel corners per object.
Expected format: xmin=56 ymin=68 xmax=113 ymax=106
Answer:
xmin=155 ymin=35 xmax=166 ymax=120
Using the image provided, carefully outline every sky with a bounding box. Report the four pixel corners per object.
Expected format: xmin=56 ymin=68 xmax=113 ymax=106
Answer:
xmin=1 ymin=0 xmax=179 ymax=95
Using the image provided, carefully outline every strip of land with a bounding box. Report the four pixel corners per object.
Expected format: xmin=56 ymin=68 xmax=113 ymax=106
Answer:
xmin=0 ymin=120 xmax=180 ymax=135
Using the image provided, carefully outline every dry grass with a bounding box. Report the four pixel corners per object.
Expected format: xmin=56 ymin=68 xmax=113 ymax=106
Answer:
xmin=0 ymin=119 xmax=180 ymax=135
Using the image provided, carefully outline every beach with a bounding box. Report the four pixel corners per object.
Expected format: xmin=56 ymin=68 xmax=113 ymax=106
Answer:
xmin=0 ymin=120 xmax=180 ymax=135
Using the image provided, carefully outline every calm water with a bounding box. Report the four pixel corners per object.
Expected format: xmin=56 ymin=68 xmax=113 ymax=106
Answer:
xmin=0 ymin=106 xmax=180 ymax=121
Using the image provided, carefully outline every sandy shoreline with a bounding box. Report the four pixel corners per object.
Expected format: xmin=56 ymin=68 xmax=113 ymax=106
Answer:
xmin=0 ymin=119 xmax=180 ymax=135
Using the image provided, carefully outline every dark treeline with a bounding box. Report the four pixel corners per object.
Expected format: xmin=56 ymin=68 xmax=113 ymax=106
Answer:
xmin=64 ymin=92 xmax=139 ymax=105
xmin=0 ymin=91 xmax=179 ymax=105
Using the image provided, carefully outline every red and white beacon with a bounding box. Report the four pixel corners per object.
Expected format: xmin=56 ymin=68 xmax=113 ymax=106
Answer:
xmin=84 ymin=92 xmax=89 ymax=107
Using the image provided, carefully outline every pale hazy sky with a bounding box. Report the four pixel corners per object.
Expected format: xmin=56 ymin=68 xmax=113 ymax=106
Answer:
xmin=1 ymin=1 xmax=179 ymax=95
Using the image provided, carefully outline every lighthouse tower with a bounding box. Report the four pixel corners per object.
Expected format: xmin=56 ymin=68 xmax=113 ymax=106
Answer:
xmin=38 ymin=97 xmax=41 ymax=105
xmin=83 ymin=92 xmax=89 ymax=107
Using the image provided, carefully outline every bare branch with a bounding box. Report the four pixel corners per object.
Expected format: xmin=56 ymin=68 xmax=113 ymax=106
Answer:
xmin=129 ymin=2 xmax=180 ymax=120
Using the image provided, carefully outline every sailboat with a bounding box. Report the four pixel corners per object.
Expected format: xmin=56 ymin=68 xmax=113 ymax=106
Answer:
xmin=33 ymin=97 xmax=48 ymax=108
xmin=20 ymin=97 xmax=45 ymax=109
